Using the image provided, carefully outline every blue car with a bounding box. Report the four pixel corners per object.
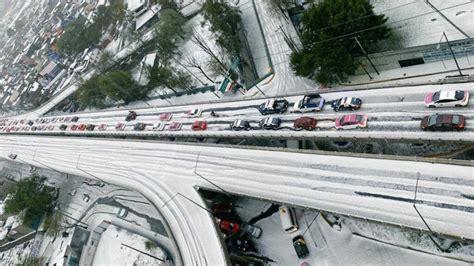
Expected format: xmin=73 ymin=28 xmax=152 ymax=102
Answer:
xmin=293 ymin=94 xmax=325 ymax=112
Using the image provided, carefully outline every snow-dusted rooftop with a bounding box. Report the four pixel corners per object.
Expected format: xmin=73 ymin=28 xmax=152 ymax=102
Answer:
xmin=135 ymin=5 xmax=159 ymax=30
xmin=373 ymin=0 xmax=474 ymax=47
xmin=127 ymin=0 xmax=146 ymax=12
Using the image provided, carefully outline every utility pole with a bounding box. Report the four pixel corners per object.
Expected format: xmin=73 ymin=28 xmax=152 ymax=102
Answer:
xmin=413 ymin=172 xmax=445 ymax=252
xmin=194 ymin=153 xmax=231 ymax=196
xmin=439 ymin=32 xmax=464 ymax=77
xmin=425 ymin=1 xmax=470 ymax=39
xmin=254 ymin=84 xmax=266 ymax=96
xmin=353 ymin=37 xmax=380 ymax=75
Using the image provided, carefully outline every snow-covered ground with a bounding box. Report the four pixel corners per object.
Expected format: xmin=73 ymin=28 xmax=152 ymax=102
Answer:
xmin=0 ymin=239 xmax=34 ymax=265
xmin=93 ymin=225 xmax=165 ymax=265
xmin=0 ymin=136 xmax=472 ymax=264
xmin=233 ymin=197 xmax=471 ymax=265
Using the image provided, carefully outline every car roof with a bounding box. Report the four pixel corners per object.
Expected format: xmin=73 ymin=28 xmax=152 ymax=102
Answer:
xmin=342 ymin=114 xmax=356 ymax=122
xmin=439 ymin=91 xmax=457 ymax=100
xmin=265 ymin=99 xmax=275 ymax=108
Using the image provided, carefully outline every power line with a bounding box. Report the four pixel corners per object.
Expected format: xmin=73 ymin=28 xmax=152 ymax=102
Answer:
xmin=309 ymin=1 xmax=473 ymax=46
xmin=306 ymin=1 xmax=418 ymax=35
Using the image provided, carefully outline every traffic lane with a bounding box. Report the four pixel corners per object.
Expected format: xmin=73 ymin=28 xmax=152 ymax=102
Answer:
xmin=38 ymin=83 xmax=474 ymax=121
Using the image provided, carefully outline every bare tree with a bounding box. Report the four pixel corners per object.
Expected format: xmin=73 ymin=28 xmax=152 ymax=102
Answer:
xmin=182 ymin=55 xmax=215 ymax=83
xmin=191 ymin=32 xmax=227 ymax=72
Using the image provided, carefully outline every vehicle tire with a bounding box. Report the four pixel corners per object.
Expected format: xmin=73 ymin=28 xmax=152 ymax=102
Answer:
xmin=428 ymin=105 xmax=435 ymax=108
xmin=334 ymin=108 xmax=339 ymax=112
xmin=455 ymin=104 xmax=462 ymax=107
xmin=337 ymin=128 xmax=342 ymax=131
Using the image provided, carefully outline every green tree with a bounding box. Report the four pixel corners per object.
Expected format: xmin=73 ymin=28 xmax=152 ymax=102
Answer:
xmin=76 ymin=71 xmax=149 ymax=107
xmin=6 ymin=28 xmax=15 ymax=37
xmin=16 ymin=256 xmax=44 ymax=266
xmin=153 ymin=9 xmax=186 ymax=62
xmin=75 ymin=76 xmax=107 ymax=108
xmin=4 ymin=174 xmax=55 ymax=225
xmin=99 ymin=71 xmax=147 ymax=104
xmin=290 ymin=0 xmax=390 ymax=84
xmin=144 ymin=240 xmax=157 ymax=250
xmin=202 ymin=0 xmax=242 ymax=55
xmin=265 ymin=0 xmax=298 ymax=14
xmin=56 ymin=0 xmax=125 ymax=55
xmin=44 ymin=213 xmax=63 ymax=236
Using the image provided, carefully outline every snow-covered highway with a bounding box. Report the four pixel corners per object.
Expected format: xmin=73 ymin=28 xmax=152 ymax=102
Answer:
xmin=3 ymin=83 xmax=474 ymax=142
xmin=0 ymin=136 xmax=472 ymax=264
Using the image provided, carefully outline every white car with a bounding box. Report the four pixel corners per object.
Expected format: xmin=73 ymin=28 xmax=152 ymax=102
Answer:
xmin=153 ymin=123 xmax=166 ymax=131
xmin=293 ymin=94 xmax=325 ymax=113
xmin=117 ymin=208 xmax=128 ymax=218
xmin=424 ymin=90 xmax=469 ymax=108
xmin=186 ymin=109 xmax=202 ymax=118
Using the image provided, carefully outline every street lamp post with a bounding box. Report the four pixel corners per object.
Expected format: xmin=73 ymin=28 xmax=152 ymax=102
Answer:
xmin=438 ymin=32 xmax=464 ymax=77
xmin=353 ymin=36 xmax=380 ymax=76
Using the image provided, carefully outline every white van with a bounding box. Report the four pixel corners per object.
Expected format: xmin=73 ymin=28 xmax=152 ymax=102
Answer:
xmin=279 ymin=206 xmax=298 ymax=233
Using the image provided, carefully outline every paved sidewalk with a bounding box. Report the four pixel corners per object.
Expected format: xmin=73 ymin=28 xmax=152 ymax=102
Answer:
xmin=344 ymin=55 xmax=474 ymax=88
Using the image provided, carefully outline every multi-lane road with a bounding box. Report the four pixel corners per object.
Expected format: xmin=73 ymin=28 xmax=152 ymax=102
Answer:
xmin=3 ymin=83 xmax=474 ymax=142
xmin=1 ymin=136 xmax=472 ymax=264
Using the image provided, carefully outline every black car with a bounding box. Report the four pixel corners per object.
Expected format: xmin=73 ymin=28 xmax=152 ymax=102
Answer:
xmin=230 ymin=120 xmax=251 ymax=131
xmin=126 ymin=111 xmax=138 ymax=122
xmin=27 ymin=120 xmax=34 ymax=126
xmin=293 ymin=235 xmax=309 ymax=259
xmin=257 ymin=99 xmax=289 ymax=115
xmin=227 ymin=234 xmax=257 ymax=253
xmin=86 ymin=124 xmax=95 ymax=131
xmin=71 ymin=116 xmax=79 ymax=122
xmin=59 ymin=124 xmax=68 ymax=131
xmin=259 ymin=117 xmax=281 ymax=130
xmin=331 ymin=97 xmax=362 ymax=111
xmin=134 ymin=122 xmax=146 ymax=131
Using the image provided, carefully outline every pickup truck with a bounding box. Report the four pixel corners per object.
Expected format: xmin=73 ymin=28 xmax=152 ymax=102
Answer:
xmin=293 ymin=94 xmax=325 ymax=112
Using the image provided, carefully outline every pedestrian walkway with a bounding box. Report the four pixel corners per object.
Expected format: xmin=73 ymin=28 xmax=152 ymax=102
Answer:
xmin=344 ymin=54 xmax=474 ymax=88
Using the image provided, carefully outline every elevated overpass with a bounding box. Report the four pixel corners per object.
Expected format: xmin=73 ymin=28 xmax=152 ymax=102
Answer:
xmin=1 ymin=136 xmax=472 ymax=264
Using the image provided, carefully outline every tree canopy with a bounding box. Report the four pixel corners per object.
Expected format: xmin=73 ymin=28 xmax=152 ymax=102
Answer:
xmin=290 ymin=0 xmax=390 ymax=84
xmin=56 ymin=0 xmax=125 ymax=55
xmin=153 ymin=9 xmax=186 ymax=62
xmin=76 ymin=70 xmax=147 ymax=108
xmin=4 ymin=174 xmax=55 ymax=225
xmin=202 ymin=0 xmax=242 ymax=56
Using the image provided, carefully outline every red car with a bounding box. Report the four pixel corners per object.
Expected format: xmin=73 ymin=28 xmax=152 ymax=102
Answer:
xmin=168 ymin=122 xmax=182 ymax=131
xmin=78 ymin=124 xmax=87 ymax=131
xmin=294 ymin=117 xmax=317 ymax=130
xmin=335 ymin=114 xmax=367 ymax=130
xmin=98 ymin=124 xmax=108 ymax=131
xmin=218 ymin=219 xmax=240 ymax=235
xmin=192 ymin=121 xmax=207 ymax=131
xmin=421 ymin=114 xmax=465 ymax=131
xmin=159 ymin=112 xmax=172 ymax=121
xmin=115 ymin=122 xmax=126 ymax=130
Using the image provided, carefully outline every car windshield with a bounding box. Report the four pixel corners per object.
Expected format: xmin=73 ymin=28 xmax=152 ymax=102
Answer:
xmin=428 ymin=116 xmax=438 ymax=126
xmin=455 ymin=90 xmax=465 ymax=100
xmin=432 ymin=92 xmax=441 ymax=101
xmin=452 ymin=115 xmax=460 ymax=124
